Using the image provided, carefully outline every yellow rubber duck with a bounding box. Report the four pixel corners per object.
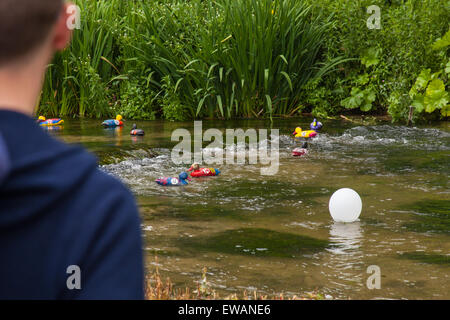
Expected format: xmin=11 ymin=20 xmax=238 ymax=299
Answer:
xmin=292 ymin=127 xmax=317 ymax=138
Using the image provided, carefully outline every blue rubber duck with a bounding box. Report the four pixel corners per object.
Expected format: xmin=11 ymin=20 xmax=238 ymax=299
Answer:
xmin=155 ymin=172 xmax=191 ymax=186
xmin=102 ymin=115 xmax=124 ymax=127
xmin=310 ymin=118 xmax=323 ymax=130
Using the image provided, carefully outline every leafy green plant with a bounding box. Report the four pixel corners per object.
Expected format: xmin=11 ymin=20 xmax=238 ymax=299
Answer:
xmin=341 ymin=87 xmax=376 ymax=112
xmin=409 ymin=69 xmax=449 ymax=116
xmin=118 ymin=80 xmax=158 ymax=120
xmin=305 ymin=0 xmax=449 ymax=121
xmin=432 ymin=28 xmax=450 ymax=50
xmin=340 ymin=49 xmax=379 ymax=113
xmin=409 ymin=28 xmax=450 ymax=118
xmin=387 ymin=90 xmax=411 ymax=123
xmin=360 ymin=47 xmax=381 ymax=68
xmin=299 ymin=78 xmax=332 ymax=117
xmin=160 ymin=76 xmax=190 ymax=121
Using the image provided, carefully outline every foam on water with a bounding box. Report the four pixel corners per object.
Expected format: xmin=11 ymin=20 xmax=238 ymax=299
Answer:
xmin=101 ymin=125 xmax=449 ymax=197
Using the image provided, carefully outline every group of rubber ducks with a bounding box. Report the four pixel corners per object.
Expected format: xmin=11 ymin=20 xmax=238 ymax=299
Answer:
xmin=155 ymin=163 xmax=221 ymax=186
xmin=101 ymin=115 xmax=145 ymax=136
xmin=291 ymin=118 xmax=323 ymax=157
xmin=37 ymin=114 xmax=322 ymax=184
xmin=37 ymin=114 xmax=145 ymax=136
xmin=157 ymin=118 xmax=323 ymax=186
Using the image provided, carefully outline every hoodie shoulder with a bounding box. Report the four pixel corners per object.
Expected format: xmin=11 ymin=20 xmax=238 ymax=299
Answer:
xmin=0 ymin=111 xmax=143 ymax=299
xmin=0 ymin=133 xmax=10 ymax=184
xmin=57 ymin=168 xmax=144 ymax=299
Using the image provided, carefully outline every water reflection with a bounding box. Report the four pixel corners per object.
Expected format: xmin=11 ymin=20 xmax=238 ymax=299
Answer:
xmin=324 ymin=222 xmax=365 ymax=294
xmin=328 ymin=222 xmax=363 ymax=254
xmin=103 ymin=126 xmax=123 ymax=146
xmin=41 ymin=125 xmax=63 ymax=134
xmin=131 ymin=135 xmax=145 ymax=144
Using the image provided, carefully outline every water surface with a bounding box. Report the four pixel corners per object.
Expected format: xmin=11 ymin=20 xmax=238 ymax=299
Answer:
xmin=52 ymin=117 xmax=449 ymax=299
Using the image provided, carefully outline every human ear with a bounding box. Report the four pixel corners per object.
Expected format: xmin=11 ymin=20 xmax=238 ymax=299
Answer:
xmin=51 ymin=2 xmax=74 ymax=51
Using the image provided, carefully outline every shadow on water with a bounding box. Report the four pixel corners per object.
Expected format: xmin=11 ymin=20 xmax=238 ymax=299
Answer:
xmin=144 ymin=202 xmax=251 ymax=221
xmin=178 ymin=228 xmax=330 ymax=258
xmin=400 ymin=200 xmax=450 ymax=235
xmin=398 ymin=252 xmax=450 ymax=266
xmin=382 ymin=150 xmax=449 ymax=175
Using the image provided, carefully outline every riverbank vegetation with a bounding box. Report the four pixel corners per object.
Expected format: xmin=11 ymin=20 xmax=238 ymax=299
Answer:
xmin=39 ymin=0 xmax=449 ymax=123
xmin=145 ymin=262 xmax=327 ymax=300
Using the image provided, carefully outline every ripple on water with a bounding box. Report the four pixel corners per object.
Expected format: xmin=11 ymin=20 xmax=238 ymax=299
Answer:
xmin=94 ymin=122 xmax=449 ymax=299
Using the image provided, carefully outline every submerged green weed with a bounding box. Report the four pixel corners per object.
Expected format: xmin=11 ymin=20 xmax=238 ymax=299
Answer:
xmin=401 ymin=200 xmax=450 ymax=235
xmin=179 ymin=228 xmax=330 ymax=258
xmin=398 ymin=252 xmax=450 ymax=266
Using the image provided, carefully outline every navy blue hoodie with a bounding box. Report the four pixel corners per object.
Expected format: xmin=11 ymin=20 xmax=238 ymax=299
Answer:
xmin=0 ymin=110 xmax=144 ymax=299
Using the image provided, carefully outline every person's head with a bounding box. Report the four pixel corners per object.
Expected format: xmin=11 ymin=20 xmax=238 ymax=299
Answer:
xmin=0 ymin=0 xmax=72 ymax=69
xmin=116 ymin=115 xmax=123 ymax=121
xmin=0 ymin=0 xmax=73 ymax=115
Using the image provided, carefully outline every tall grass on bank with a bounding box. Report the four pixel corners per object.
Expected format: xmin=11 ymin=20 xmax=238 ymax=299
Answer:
xmin=38 ymin=0 xmax=449 ymax=122
xmin=39 ymin=0 xmax=341 ymax=120
xmin=40 ymin=1 xmax=124 ymax=118
xmin=133 ymin=0 xmax=342 ymax=119
xmin=213 ymin=0 xmax=343 ymax=118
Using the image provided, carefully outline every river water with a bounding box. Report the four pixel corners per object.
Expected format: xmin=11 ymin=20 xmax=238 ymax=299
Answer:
xmin=50 ymin=117 xmax=449 ymax=299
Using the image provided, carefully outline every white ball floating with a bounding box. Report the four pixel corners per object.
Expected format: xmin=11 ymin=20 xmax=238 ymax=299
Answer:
xmin=329 ymin=188 xmax=362 ymax=223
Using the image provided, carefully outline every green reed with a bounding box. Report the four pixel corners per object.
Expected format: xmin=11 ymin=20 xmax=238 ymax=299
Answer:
xmin=39 ymin=0 xmax=343 ymax=120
